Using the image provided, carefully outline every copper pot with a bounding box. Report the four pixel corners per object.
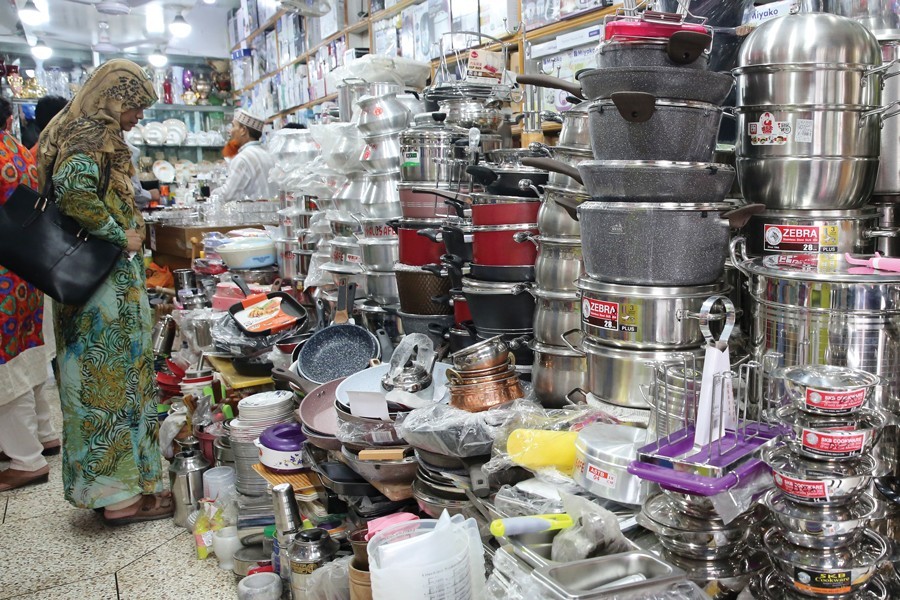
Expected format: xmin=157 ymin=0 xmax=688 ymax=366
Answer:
xmin=446 ymin=366 xmax=516 ymax=386
xmin=450 ymin=375 xmax=524 ymax=412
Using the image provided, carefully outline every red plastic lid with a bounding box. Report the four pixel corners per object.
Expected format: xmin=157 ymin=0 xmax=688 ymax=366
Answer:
xmin=604 ymin=19 xmax=708 ymax=41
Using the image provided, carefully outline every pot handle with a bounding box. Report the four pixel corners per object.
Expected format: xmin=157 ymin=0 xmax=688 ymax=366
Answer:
xmin=565 ymin=387 xmax=589 ymax=406
xmin=666 ymin=30 xmax=712 ymax=65
xmin=441 ymin=253 xmax=466 ymax=268
xmin=446 ymin=368 xmax=466 ymax=385
xmin=515 ymin=73 xmax=586 ymax=100
xmin=421 ymin=263 xmax=445 ymax=277
xmin=560 ymin=328 xmax=585 ymax=355
xmin=721 ymin=203 xmax=766 ymax=229
xmin=443 ymin=197 xmax=468 ymax=218
xmin=271 ymin=366 xmax=307 ymax=389
xmin=864 ymin=226 xmax=900 ymax=239
xmin=413 ymin=187 xmax=471 ymax=204
xmin=518 ymin=178 xmax=545 ymax=197
xmin=551 ymin=192 xmax=582 ymax=221
xmin=860 ymin=99 xmax=900 ymax=124
xmin=431 ymin=294 xmax=451 ymax=306
xmin=610 ymin=91 xmax=657 ymax=123
xmin=728 ymin=236 xmax=752 ymax=277
xmin=507 ymin=334 xmax=531 ymax=350
xmin=512 ymin=231 xmax=539 ymax=246
xmin=418 ymin=228 xmax=443 ymax=242
xmin=527 ymin=142 xmax=552 ymax=157
xmin=427 ymin=323 xmax=450 ymax=339
xmin=520 ymin=157 xmax=584 ymax=185
xmin=864 ymin=58 xmax=899 ymax=82
xmin=540 ymin=110 xmax=564 ymax=125
xmin=511 ymin=282 xmax=533 ymax=296
xmin=467 ymin=165 xmax=500 ymax=186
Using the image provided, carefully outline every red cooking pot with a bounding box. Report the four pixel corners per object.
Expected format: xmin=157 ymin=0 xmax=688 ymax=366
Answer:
xmin=390 ymin=218 xmax=446 ymax=267
xmin=398 ymin=183 xmax=466 ymax=219
xmin=452 ymin=291 xmax=472 ymax=323
xmin=471 ymin=223 xmax=539 ymax=267
xmin=427 ymin=188 xmax=541 ymax=227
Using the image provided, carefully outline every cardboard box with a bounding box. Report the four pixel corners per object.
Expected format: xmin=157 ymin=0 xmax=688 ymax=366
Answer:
xmin=479 ymin=0 xmax=516 ymax=38
xmin=560 ymin=0 xmax=611 ymax=19
xmin=522 ymin=0 xmax=560 ymax=30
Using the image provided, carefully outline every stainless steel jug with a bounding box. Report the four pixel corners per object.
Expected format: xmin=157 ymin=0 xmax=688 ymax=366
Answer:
xmin=168 ymin=437 xmax=210 ymax=528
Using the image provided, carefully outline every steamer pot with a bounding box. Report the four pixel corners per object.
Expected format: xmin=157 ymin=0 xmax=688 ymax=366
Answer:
xmin=529 ymin=340 xmax=588 ymax=409
xmin=875 ymin=39 xmax=900 ymax=197
xmin=743 ymin=208 xmax=894 ymax=256
xmin=399 ymin=123 xmax=466 ymax=183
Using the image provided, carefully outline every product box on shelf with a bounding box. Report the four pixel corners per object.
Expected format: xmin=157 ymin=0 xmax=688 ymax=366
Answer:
xmin=400 ymin=8 xmax=416 ymax=58
xmin=560 ymin=0 xmax=611 ymax=18
xmin=537 ymin=43 xmax=599 ymax=112
xmin=451 ymin=0 xmax=479 ymax=34
xmin=373 ymin=17 xmax=398 ymax=55
xmin=522 ymin=0 xmax=560 ymax=29
xmin=479 ymin=0 xmax=516 ymax=38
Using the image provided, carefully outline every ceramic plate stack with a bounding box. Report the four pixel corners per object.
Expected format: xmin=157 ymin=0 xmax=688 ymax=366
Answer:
xmin=230 ymin=391 xmax=295 ymax=496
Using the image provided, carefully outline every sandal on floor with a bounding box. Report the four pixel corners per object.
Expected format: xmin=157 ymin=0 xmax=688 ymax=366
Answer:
xmin=102 ymin=492 xmax=174 ymax=526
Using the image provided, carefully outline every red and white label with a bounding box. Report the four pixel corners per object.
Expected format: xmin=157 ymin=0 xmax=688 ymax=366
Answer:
xmin=582 ymin=298 xmax=618 ymax=331
xmin=764 ymin=225 xmax=819 ymax=252
xmin=585 ymin=464 xmax=616 ymax=489
xmin=801 ymin=429 xmax=866 ymax=457
xmin=364 ymin=224 xmax=396 ymax=238
xmin=775 ymin=473 xmax=829 ymax=502
xmin=362 ymin=145 xmax=373 ymax=160
xmin=805 ymin=387 xmax=866 ymax=413
xmin=346 ymin=253 xmax=362 ymax=265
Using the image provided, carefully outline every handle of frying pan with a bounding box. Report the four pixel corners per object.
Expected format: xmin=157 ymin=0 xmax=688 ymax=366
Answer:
xmin=466 ymin=165 xmax=500 ymax=187
xmin=375 ymin=328 xmax=394 ymax=362
xmin=271 ymin=366 xmax=307 ymax=389
xmin=315 ymin=298 xmax=327 ymax=329
xmin=667 ymin=30 xmax=712 ymax=65
xmin=515 ymin=73 xmax=585 ymax=100
xmin=550 ymin=190 xmax=582 ymax=221
xmin=422 ymin=264 xmax=445 ymax=277
xmin=231 ymin=274 xmax=253 ymax=297
xmin=520 ymin=157 xmax=583 ymax=185
xmin=334 ymin=282 xmax=352 ymax=325
xmin=610 ymin=92 xmax=657 ymax=123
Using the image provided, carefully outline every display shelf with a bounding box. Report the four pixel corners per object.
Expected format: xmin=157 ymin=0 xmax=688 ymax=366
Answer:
xmin=267 ymin=93 xmax=339 ymax=123
xmin=135 ymin=143 xmax=226 ymax=149
xmin=231 ymin=8 xmax=289 ymax=52
xmin=145 ymin=104 xmax=235 ymax=113
xmin=368 ymin=0 xmax=420 ymax=22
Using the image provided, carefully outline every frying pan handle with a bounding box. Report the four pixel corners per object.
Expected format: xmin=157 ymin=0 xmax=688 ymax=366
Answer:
xmin=520 ymin=157 xmax=583 ymax=185
xmin=418 ymin=228 xmax=443 ymax=242
xmin=466 ymin=165 xmax=499 ymax=187
xmin=515 ymin=73 xmax=577 ymax=94
xmin=667 ymin=30 xmax=712 ymax=65
xmin=375 ymin=328 xmax=394 ymax=363
xmin=551 ymin=193 xmax=582 ymax=221
xmin=231 ymin=274 xmax=253 ymax=297
xmin=610 ymin=92 xmax=657 ymax=123
xmin=271 ymin=366 xmax=306 ymax=389
xmin=721 ymin=203 xmax=765 ymax=229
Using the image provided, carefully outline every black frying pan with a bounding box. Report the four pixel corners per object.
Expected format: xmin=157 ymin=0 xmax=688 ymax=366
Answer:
xmin=227 ymin=275 xmax=308 ymax=337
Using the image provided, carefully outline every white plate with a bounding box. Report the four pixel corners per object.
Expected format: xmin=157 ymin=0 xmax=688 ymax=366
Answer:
xmin=152 ymin=160 xmax=176 ymax=183
xmin=142 ymin=122 xmax=166 ymax=145
xmin=163 ymin=118 xmax=188 ymax=139
xmin=125 ymin=124 xmax=144 ymax=145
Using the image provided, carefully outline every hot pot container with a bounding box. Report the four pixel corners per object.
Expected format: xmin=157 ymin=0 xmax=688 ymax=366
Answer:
xmin=563 ymin=335 xmax=706 ymax=409
xmin=779 ymin=364 xmax=882 ymax=416
xmin=398 ymin=183 xmax=461 ymax=219
xmin=763 ymin=489 xmax=878 ymax=550
xmin=393 ymin=263 xmax=453 ymax=316
xmin=519 ymin=234 xmax=583 ymax=292
xmin=399 ymin=124 xmax=465 ymax=184
xmin=777 ymin=406 xmax=887 ymax=461
xmin=471 ymin=224 xmax=540 ymax=267
xmin=462 ymin=278 xmax=536 ymax=333
xmin=574 ymin=423 xmax=649 ymax=506
xmin=763 ymin=445 xmax=877 ymax=507
xmin=576 ymin=277 xmax=730 ymax=350
xmin=358 ymin=238 xmax=399 ymax=272
xmin=763 ymin=528 xmax=887 ymax=598
xmin=392 ymin=218 xmax=446 ymax=267
xmin=529 ymin=340 xmax=587 ymax=409
xmin=743 ymin=208 xmax=894 ymax=256
xmin=531 ymin=288 xmax=580 ymax=346
xmin=588 ymin=94 xmax=723 ymax=162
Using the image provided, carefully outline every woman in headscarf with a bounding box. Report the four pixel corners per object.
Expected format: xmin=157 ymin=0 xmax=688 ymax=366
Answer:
xmin=37 ymin=59 xmax=172 ymax=524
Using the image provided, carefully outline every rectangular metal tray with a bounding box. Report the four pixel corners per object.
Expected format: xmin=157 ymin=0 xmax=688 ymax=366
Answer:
xmin=532 ymin=551 xmax=686 ymax=599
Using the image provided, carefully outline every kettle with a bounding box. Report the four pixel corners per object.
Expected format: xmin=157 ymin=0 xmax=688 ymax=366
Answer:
xmin=288 ymin=528 xmax=340 ymax=598
xmin=168 ymin=437 xmax=210 ymax=528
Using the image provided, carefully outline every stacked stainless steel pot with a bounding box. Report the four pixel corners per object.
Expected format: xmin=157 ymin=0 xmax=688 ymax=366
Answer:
xmin=758 ymin=364 xmax=887 ymax=598
xmin=518 ymin=9 xmax=753 ymax=418
xmin=275 ymin=191 xmax=316 ymax=288
xmin=734 ymin=13 xmax=900 ymax=257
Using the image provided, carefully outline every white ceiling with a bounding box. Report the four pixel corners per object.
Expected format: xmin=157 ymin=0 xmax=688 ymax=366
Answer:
xmin=1 ymin=0 xmax=241 ymax=59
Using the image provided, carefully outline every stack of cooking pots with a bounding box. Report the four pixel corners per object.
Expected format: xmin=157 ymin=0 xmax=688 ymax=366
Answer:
xmin=354 ymin=216 xmax=399 ymax=308
xmin=275 ymin=191 xmax=316 ymax=288
xmin=446 ymin=337 xmax=524 ymax=413
xmin=734 ymin=13 xmax=900 ymax=257
xmin=514 ymin=9 xmax=757 ymax=419
xmin=759 ymin=364 xmax=887 ymax=598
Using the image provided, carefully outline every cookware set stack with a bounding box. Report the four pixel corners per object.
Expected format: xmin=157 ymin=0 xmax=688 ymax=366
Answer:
xmin=446 ymin=336 xmax=525 ymax=413
xmin=734 ymin=13 xmax=900 ymax=258
xmin=756 ymin=364 xmax=889 ymax=599
xmin=512 ymin=7 xmax=761 ymax=419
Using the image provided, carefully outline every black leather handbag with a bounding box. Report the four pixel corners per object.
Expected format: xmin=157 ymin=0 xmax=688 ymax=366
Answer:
xmin=0 ymin=161 xmax=123 ymax=305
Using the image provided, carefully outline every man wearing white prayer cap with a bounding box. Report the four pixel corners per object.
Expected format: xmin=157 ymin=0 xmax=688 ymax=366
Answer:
xmin=215 ymin=108 xmax=275 ymax=201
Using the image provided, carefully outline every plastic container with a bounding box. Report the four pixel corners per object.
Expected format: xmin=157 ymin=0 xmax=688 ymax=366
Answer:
xmin=203 ymin=466 xmax=236 ymax=500
xmin=237 ymin=572 xmax=282 ymax=600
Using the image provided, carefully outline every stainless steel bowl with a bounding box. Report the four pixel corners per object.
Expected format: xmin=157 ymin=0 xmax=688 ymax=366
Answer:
xmin=449 ymin=335 xmax=510 ymax=371
xmin=764 ymin=528 xmax=887 ymax=598
xmin=763 ymin=445 xmax=876 ymax=507
xmin=780 ymin=364 xmax=881 ymax=416
xmin=764 ymin=489 xmax=878 ymax=550
xmin=776 ymin=406 xmax=887 ymax=461
xmin=750 ymin=568 xmax=888 ymax=600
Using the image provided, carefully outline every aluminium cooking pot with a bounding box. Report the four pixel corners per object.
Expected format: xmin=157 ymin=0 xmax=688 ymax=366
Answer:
xmin=360 ymin=171 xmax=402 ymax=218
xmin=576 ymin=277 xmax=731 ymax=350
xmin=572 ymin=201 xmax=764 ymax=286
xmin=471 ymin=223 xmax=540 ymax=267
xmin=358 ymin=237 xmax=399 ymax=271
xmin=743 ymin=208 xmax=897 ymax=256
xmin=529 ymin=340 xmax=588 ymax=409
xmin=462 ymin=277 xmax=536 ymax=333
xmin=588 ymin=93 xmax=724 ymax=162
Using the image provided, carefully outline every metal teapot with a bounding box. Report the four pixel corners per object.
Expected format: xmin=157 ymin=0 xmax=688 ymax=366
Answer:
xmin=168 ymin=437 xmax=210 ymax=528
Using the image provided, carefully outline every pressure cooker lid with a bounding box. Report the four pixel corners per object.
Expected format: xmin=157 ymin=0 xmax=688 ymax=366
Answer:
xmin=738 ymin=13 xmax=881 ymax=67
xmin=741 ymin=254 xmax=900 ymax=284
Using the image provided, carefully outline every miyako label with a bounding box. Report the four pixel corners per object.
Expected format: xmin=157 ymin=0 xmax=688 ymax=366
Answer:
xmin=582 ymin=298 xmax=638 ymax=333
xmin=793 ymin=568 xmax=852 ymax=595
xmin=801 ymin=429 xmax=866 ymax=458
xmin=749 ymin=112 xmax=791 ymax=145
xmin=774 ymin=473 xmax=829 ymax=502
xmin=764 ymin=225 xmax=839 ymax=253
xmin=805 ymin=387 xmax=866 ymax=413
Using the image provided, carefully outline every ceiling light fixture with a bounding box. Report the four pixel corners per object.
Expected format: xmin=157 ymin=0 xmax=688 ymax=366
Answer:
xmin=18 ymin=0 xmax=44 ymax=26
xmin=31 ymin=38 xmax=52 ymax=60
xmin=169 ymin=13 xmax=191 ymax=37
xmin=148 ymin=48 xmax=168 ymax=68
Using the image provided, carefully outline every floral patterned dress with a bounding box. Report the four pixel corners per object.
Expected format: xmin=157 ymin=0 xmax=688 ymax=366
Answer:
xmin=0 ymin=131 xmax=49 ymax=403
xmin=53 ymin=152 xmax=163 ymax=509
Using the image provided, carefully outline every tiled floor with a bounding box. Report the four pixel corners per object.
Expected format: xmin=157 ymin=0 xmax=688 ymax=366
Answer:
xmin=0 ymin=385 xmax=238 ymax=599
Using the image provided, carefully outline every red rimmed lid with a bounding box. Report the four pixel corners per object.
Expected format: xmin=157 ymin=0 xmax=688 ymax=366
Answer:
xmin=604 ymin=18 xmax=708 ymax=41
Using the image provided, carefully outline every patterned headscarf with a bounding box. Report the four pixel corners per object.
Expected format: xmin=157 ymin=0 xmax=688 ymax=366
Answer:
xmin=37 ymin=59 xmax=157 ymax=211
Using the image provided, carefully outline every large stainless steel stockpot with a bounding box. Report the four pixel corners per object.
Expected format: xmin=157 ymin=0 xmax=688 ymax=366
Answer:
xmin=875 ymin=38 xmax=900 ymax=197
xmin=358 ymin=237 xmax=399 ymax=271
xmin=731 ymin=237 xmax=900 ymax=398
xmin=800 ymin=1 xmax=900 ymax=39
xmin=528 ymin=235 xmax=584 ymax=291
xmin=588 ymin=94 xmax=723 ymax=162
xmin=437 ymin=98 xmax=504 ymax=132
xmin=529 ymin=340 xmax=588 ymax=409
xmin=563 ymin=333 xmax=706 ymax=409
xmin=399 ymin=126 xmax=465 ymax=183
xmin=531 ymin=288 xmax=581 ymax=346
xmin=743 ymin=208 xmax=897 ymax=256
xmin=733 ymin=64 xmax=893 ymax=107
xmin=576 ymin=277 xmax=730 ymax=350
xmin=735 ymin=104 xmax=893 ymax=210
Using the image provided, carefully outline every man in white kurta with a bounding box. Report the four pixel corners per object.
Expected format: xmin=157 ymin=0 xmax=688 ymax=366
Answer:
xmin=215 ymin=109 xmax=275 ymax=201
